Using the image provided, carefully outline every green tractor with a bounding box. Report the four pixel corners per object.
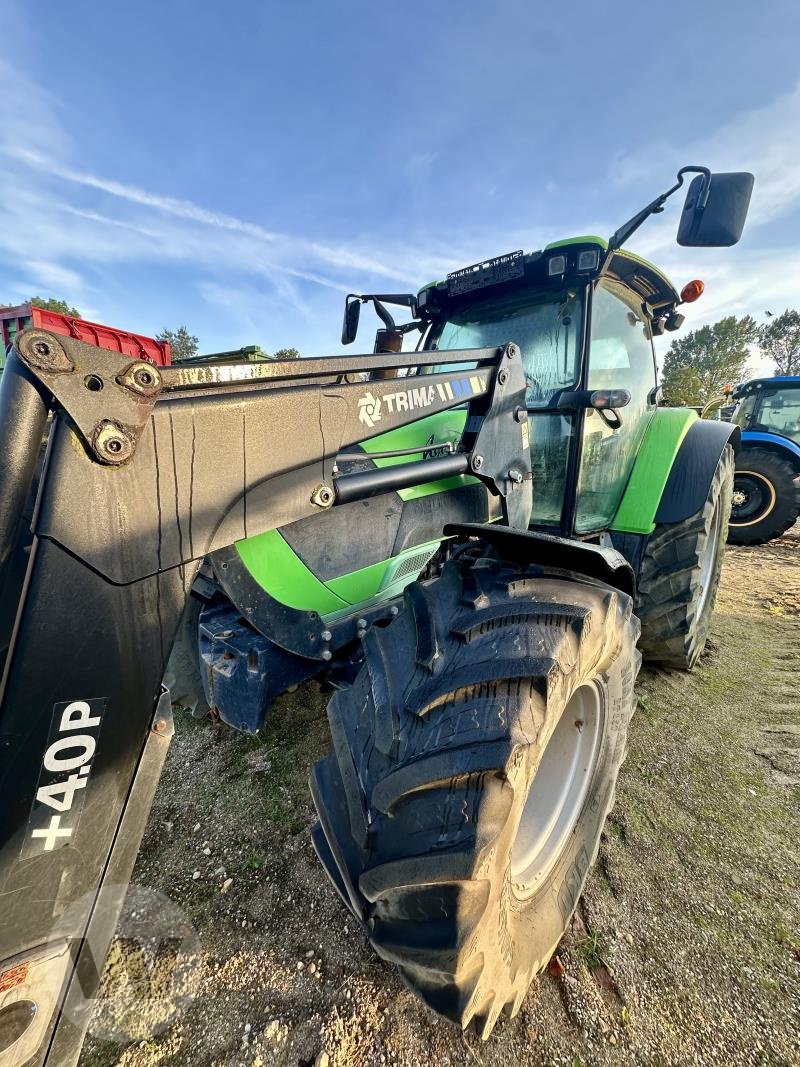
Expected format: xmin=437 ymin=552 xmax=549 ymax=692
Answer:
xmin=168 ymin=169 xmax=752 ymax=1033
xmin=0 ymin=167 xmax=752 ymax=1061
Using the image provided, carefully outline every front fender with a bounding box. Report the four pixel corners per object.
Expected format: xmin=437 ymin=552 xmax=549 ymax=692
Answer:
xmin=741 ymin=430 xmax=800 ymax=467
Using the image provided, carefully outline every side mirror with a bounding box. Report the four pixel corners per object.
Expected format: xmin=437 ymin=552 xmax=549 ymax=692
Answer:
xmin=677 ymin=171 xmax=754 ymax=247
xmin=342 ymin=296 xmax=361 ymax=345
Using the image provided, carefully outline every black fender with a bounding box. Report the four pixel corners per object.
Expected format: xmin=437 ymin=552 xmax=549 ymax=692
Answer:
xmin=654 ymin=420 xmax=740 ymax=525
xmin=443 ymin=522 xmax=635 ymax=597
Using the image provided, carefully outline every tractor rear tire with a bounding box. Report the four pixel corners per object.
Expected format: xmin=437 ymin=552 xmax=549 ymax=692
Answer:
xmin=637 ymin=444 xmax=733 ymax=670
xmin=728 ymin=447 xmax=800 ymax=546
xmin=310 ymin=556 xmax=640 ymax=1038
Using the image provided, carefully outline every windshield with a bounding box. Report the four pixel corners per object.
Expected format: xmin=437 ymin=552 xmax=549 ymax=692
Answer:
xmin=737 ymin=385 xmax=800 ymax=443
xmin=432 ymin=288 xmax=583 ymax=408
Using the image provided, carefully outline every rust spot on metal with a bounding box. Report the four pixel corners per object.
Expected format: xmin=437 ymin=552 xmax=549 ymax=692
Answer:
xmin=0 ymin=962 xmax=29 ymax=992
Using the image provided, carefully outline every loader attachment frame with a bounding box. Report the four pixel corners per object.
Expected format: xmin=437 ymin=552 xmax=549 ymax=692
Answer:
xmin=0 ymin=331 xmax=530 ymax=1066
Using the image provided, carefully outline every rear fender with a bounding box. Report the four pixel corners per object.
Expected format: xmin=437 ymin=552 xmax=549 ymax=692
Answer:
xmin=653 ymin=420 xmax=740 ymax=524
xmin=612 ymin=410 xmax=739 ymax=534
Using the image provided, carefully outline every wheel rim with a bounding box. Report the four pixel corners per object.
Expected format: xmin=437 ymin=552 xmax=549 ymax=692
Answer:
xmin=510 ymin=684 xmax=602 ymax=896
xmin=697 ymin=498 xmax=723 ymax=619
xmin=730 ymin=471 xmax=777 ymax=527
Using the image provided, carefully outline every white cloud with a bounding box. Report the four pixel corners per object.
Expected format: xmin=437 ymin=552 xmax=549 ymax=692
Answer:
xmin=0 ymin=50 xmax=446 ymax=329
xmin=1 ymin=143 xmax=424 ymax=290
xmin=1 ymin=38 xmax=798 ymax=361
xmin=604 ymin=83 xmax=800 ymax=367
xmin=611 ymin=82 xmax=800 ymax=228
xmin=23 ymin=260 xmax=85 ymax=293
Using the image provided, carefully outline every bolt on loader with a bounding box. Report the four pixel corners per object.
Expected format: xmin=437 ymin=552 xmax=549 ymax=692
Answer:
xmin=0 ymin=166 xmax=752 ymax=1061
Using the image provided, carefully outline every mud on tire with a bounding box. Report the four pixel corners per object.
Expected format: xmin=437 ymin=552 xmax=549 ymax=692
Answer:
xmin=637 ymin=444 xmax=733 ymax=670
xmin=310 ymin=556 xmax=640 ymax=1037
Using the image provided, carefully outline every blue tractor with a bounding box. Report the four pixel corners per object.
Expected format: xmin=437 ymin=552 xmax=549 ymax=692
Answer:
xmin=728 ymin=375 xmax=800 ymax=544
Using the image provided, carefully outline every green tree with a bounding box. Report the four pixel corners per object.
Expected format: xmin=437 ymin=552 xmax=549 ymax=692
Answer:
xmin=661 ymin=315 xmax=757 ymax=406
xmin=0 ymin=296 xmax=82 ymax=317
xmin=157 ymin=326 xmax=199 ymax=362
xmin=30 ymin=296 xmax=82 ymax=318
xmin=758 ymin=309 xmax=800 ymax=375
xmin=272 ymin=347 xmax=299 ymax=359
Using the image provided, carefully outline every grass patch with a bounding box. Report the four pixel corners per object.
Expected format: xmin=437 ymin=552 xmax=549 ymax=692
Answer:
xmin=573 ymin=928 xmax=611 ymax=970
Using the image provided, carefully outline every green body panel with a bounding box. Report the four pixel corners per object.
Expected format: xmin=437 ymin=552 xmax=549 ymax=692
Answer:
xmin=235 ymin=529 xmax=349 ymax=613
xmin=235 ymin=410 xmax=471 ymax=613
xmin=326 ymin=555 xmax=391 ymax=605
xmin=610 ymin=407 xmax=697 ymax=534
xmin=325 ymin=538 xmax=442 ymax=613
xmin=544 ymin=235 xmax=608 ymax=250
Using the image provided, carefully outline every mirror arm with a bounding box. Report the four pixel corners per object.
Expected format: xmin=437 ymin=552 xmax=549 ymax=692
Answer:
xmin=607 ymin=166 xmax=711 ymax=252
xmin=369 ymin=294 xmax=417 ymax=309
xmin=677 ymin=165 xmax=711 ymax=210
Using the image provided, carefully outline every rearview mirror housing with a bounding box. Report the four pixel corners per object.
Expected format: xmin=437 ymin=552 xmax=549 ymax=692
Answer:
xmin=677 ymin=171 xmax=754 ymax=247
xmin=342 ymin=296 xmax=361 ymax=345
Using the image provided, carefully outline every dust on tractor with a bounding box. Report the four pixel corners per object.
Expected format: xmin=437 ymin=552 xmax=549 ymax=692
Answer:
xmin=723 ymin=375 xmax=800 ymax=544
xmin=0 ymin=166 xmax=753 ymax=1062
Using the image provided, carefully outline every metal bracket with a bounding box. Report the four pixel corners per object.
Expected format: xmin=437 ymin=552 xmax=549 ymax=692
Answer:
xmin=14 ymin=329 xmax=162 ymax=465
xmin=468 ymin=342 xmax=533 ymax=530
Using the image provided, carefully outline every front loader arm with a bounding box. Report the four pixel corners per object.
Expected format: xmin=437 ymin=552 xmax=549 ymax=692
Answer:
xmin=0 ymin=332 xmax=530 ymax=1066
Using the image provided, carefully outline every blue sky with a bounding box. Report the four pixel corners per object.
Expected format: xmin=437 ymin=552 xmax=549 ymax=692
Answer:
xmin=1 ymin=0 xmax=800 ymax=367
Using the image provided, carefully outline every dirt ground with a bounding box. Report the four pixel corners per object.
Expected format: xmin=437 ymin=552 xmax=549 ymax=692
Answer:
xmin=80 ymin=526 xmax=800 ymax=1067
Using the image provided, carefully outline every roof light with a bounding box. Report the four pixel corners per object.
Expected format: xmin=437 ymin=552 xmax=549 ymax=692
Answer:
xmin=577 ymin=249 xmax=600 ymax=271
xmin=680 ymin=279 xmax=705 ymax=303
xmin=548 ymin=254 xmax=567 ymax=276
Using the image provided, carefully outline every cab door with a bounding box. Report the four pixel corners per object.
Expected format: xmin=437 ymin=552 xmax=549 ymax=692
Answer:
xmin=575 ymin=279 xmax=658 ymax=533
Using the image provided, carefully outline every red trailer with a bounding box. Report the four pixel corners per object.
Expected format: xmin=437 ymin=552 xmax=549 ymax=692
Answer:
xmin=0 ymin=303 xmax=172 ymax=366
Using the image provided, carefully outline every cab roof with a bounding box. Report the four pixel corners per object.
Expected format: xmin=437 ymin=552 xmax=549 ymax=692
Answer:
xmin=737 ymin=375 xmax=800 ymax=393
xmin=418 ymin=236 xmax=680 ymax=315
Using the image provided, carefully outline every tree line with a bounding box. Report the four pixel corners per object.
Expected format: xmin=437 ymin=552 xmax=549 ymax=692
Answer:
xmin=661 ymin=309 xmax=800 ymax=406
xmin=0 ymin=299 xmax=299 ymax=363
xmin=155 ymin=327 xmax=299 ymax=362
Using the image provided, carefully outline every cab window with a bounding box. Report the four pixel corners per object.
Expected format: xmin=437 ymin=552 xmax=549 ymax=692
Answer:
xmin=576 ymin=280 xmax=657 ymax=532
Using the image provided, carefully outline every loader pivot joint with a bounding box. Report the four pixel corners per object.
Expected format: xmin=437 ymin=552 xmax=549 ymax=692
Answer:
xmin=13 ymin=328 xmax=162 ymax=464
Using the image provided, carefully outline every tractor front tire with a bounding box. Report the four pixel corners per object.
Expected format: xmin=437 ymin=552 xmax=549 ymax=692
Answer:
xmin=728 ymin=447 xmax=800 ymax=546
xmin=310 ymin=557 xmax=640 ymax=1037
xmin=637 ymin=444 xmax=733 ymax=669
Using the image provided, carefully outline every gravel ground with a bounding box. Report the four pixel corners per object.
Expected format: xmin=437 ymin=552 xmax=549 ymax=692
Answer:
xmin=80 ymin=526 xmax=800 ymax=1067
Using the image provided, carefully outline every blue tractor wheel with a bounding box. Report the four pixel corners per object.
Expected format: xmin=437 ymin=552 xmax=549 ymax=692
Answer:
xmin=728 ymin=447 xmax=800 ymax=545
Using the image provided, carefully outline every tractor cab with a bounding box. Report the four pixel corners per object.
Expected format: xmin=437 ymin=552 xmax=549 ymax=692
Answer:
xmin=732 ymin=376 xmax=800 ymax=444
xmin=413 ymin=240 xmax=683 ymax=533
xmin=344 ymin=167 xmax=754 ymax=540
xmin=727 ymin=375 xmax=800 ymax=543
